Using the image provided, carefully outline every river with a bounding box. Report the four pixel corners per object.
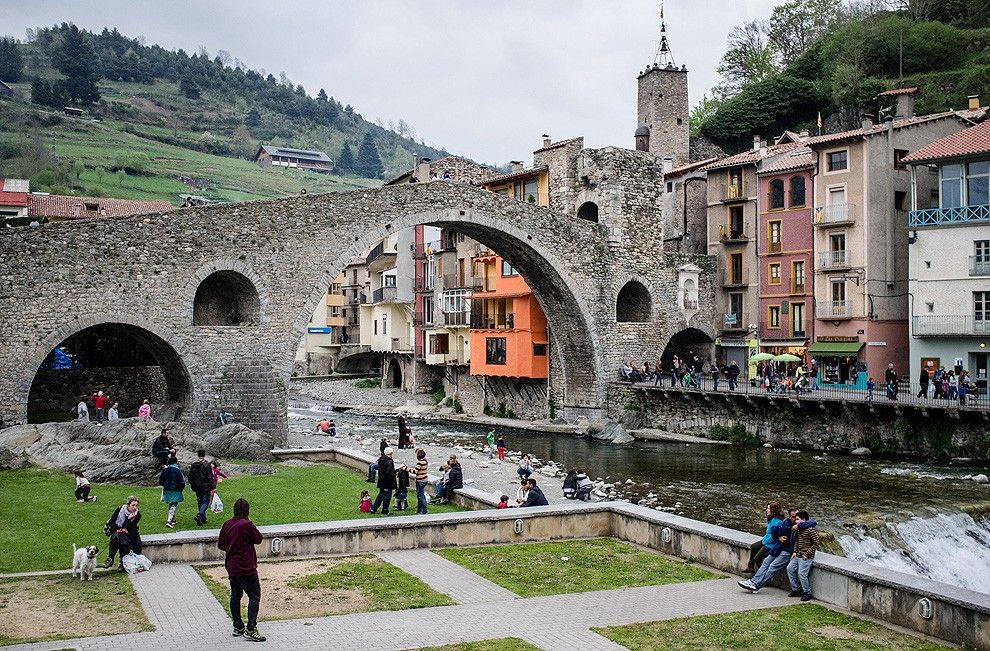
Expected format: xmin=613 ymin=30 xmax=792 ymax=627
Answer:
xmin=289 ymin=404 xmax=990 ymax=594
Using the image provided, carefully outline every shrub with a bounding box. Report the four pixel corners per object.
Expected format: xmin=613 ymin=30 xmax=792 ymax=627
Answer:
xmin=709 ymin=423 xmax=757 ymax=445
xmin=110 ymin=151 xmax=151 ymax=175
xmin=623 ymin=401 xmax=642 ymax=411
xmin=451 ymin=398 xmax=464 ymax=414
xmin=353 ymin=378 xmax=380 ymax=389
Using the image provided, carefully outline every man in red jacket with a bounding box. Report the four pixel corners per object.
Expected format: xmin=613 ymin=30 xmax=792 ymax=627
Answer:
xmin=217 ymin=498 xmax=265 ymax=642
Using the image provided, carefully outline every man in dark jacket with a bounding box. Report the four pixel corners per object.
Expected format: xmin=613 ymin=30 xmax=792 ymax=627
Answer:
xmin=189 ymin=449 xmax=216 ymax=526
xmin=151 ymin=429 xmax=175 ymax=466
xmin=740 ymin=508 xmax=817 ymax=593
xmin=397 ymin=415 xmax=410 ymax=449
xmin=917 ymin=366 xmax=930 ymax=398
xmin=370 ymin=448 xmax=396 ymax=515
xmin=218 ymin=498 xmax=265 ymax=642
xmin=519 ymin=478 xmax=549 ymax=507
xmin=727 ymin=361 xmax=740 ymax=391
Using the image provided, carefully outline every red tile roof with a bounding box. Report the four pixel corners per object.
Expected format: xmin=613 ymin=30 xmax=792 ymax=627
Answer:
xmin=664 ymin=158 xmax=718 ymax=179
xmin=901 ymin=119 xmax=990 ymax=164
xmin=700 ymin=142 xmax=803 ymax=172
xmin=475 ymin=166 xmax=548 ymax=188
xmin=877 ymin=87 xmax=918 ymax=97
xmin=804 ymin=111 xmax=978 ymax=147
xmin=757 ymin=148 xmax=814 ymax=175
xmin=0 ymin=179 xmax=29 ymax=207
xmin=28 ymin=194 xmax=173 ymax=219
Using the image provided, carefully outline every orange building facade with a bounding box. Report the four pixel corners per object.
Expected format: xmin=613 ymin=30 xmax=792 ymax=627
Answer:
xmin=468 ymin=254 xmax=549 ymax=379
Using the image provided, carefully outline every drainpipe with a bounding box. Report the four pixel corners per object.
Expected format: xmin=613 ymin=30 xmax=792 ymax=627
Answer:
xmin=670 ymin=176 xmax=706 ymax=252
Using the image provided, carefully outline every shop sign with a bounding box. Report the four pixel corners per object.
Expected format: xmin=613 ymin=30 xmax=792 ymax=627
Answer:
xmin=866 ymin=341 xmax=886 ymax=347
xmin=723 ymin=313 xmax=738 ymax=326
xmin=816 ymin=335 xmax=859 ymax=342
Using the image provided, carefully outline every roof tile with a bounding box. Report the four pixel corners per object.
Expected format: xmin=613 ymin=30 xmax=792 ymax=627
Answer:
xmin=901 ymin=119 xmax=990 ymax=164
xmin=28 ymin=195 xmax=172 ymax=219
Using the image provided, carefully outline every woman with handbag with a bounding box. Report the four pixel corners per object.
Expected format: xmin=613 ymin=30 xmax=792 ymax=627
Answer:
xmin=102 ymin=496 xmax=142 ymax=569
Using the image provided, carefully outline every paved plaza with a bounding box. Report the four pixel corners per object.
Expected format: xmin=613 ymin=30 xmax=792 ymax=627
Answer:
xmin=4 ymin=548 xmax=792 ymax=651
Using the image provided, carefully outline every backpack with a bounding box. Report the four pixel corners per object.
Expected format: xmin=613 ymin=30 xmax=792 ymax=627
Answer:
xmin=189 ymin=461 xmax=212 ymax=492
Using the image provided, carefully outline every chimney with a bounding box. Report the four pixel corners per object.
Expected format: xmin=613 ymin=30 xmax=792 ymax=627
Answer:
xmin=415 ymin=157 xmax=432 ymax=183
xmin=799 ymin=129 xmax=809 ymax=138
xmin=662 ymin=157 xmax=674 ymax=173
xmin=969 ymin=94 xmax=980 ymax=110
xmin=541 ymin=134 xmax=551 ymax=148
xmin=509 ymin=161 xmax=524 ymax=173
xmin=895 ymin=94 xmax=915 ymax=119
xmin=861 ymin=113 xmax=874 ymax=132
xmin=753 ymin=135 xmax=762 ymax=150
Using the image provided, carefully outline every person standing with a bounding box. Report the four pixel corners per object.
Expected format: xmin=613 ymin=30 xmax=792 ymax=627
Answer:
xmin=107 ymin=402 xmax=120 ymax=421
xmin=397 ymin=414 xmax=410 ymax=449
xmin=189 ymin=449 xmax=216 ymax=527
xmin=786 ymin=510 xmax=820 ymax=601
xmin=394 ymin=464 xmax=410 ymax=511
xmin=138 ymin=399 xmax=152 ymax=420
xmin=93 ymin=390 xmax=109 ymax=423
xmin=414 ymin=448 xmax=429 ymax=515
xmin=486 ymin=429 xmax=496 ymax=459
xmin=885 ymin=363 xmax=898 ymax=401
xmin=917 ymin=366 xmax=930 ymax=399
xmin=218 ymin=498 xmax=266 ymax=642
xmin=159 ymin=456 xmax=185 ymax=529
xmin=370 ymin=448 xmax=396 ymax=515
xmin=711 ymin=362 xmax=721 ymax=391
xmin=496 ymin=433 xmax=506 ymax=462
xmin=75 ymin=396 xmax=90 ymax=422
xmin=727 ymin=361 xmax=740 ymax=392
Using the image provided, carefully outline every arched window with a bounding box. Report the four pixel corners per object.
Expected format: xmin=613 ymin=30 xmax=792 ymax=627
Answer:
xmin=616 ymin=281 xmax=652 ymax=323
xmin=576 ymin=201 xmax=599 ymax=223
xmin=769 ymin=179 xmax=785 ymax=210
xmin=789 ymin=175 xmax=806 ymax=207
xmin=193 ymin=271 xmax=261 ymax=325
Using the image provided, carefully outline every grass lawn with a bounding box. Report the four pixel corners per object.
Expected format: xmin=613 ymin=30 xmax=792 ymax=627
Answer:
xmin=410 ymin=640 xmax=541 ymax=651
xmin=435 ymin=538 xmax=720 ymax=597
xmin=0 ymin=573 xmax=151 ymax=646
xmin=196 ymin=555 xmax=453 ymax=621
xmin=596 ymin=604 xmax=952 ymax=651
xmin=0 ymin=465 xmax=464 ymax=574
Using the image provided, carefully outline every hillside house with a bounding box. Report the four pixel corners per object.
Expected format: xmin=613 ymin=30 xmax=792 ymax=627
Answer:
xmin=28 ymin=194 xmax=172 ymax=222
xmin=254 ymin=145 xmax=334 ymax=173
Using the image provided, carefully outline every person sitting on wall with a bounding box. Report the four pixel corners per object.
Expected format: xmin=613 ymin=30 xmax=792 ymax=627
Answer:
xmin=152 ymin=428 xmax=176 ymax=467
xmin=519 ymin=478 xmax=549 ymax=507
xmin=620 ymin=361 xmax=634 ymax=382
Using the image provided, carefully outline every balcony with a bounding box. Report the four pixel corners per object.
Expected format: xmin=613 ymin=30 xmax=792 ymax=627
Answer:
xmin=970 ymin=256 xmax=990 ymax=276
xmin=366 ymin=241 xmax=387 ymax=265
xmin=371 ymin=286 xmax=398 ymax=303
xmin=720 ymin=230 xmax=749 ymax=245
xmin=443 ymin=311 xmax=469 ymax=327
xmin=760 ymin=322 xmax=807 ymax=340
xmin=814 ymin=203 xmax=857 ymax=227
xmin=347 ymin=316 xmax=359 ymax=326
xmin=791 ymin=282 xmax=807 ymax=295
xmin=725 ymin=184 xmax=744 ymax=201
xmin=816 ymin=300 xmax=853 ymax=319
xmin=721 ymin=269 xmax=749 ymax=287
xmin=912 ymin=315 xmax=990 ymax=337
xmin=439 ymin=231 xmax=459 ymax=251
xmin=817 ymin=250 xmax=850 ymax=270
xmin=768 ymin=241 xmax=782 ymax=254
xmin=682 ymin=299 xmax=699 ymax=310
xmin=470 ymin=312 xmax=515 ymax=330
xmin=717 ymin=312 xmax=751 ymax=331
xmin=908 ymin=204 xmax=990 ymax=228
xmin=442 ymin=273 xmax=482 ymax=290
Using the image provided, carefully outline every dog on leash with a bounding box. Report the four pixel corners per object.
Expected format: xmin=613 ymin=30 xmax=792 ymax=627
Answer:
xmin=72 ymin=544 xmax=100 ymax=580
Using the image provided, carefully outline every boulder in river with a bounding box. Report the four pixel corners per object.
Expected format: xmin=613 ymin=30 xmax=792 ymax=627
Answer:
xmin=851 ymin=447 xmax=872 ymax=456
xmin=589 ymin=420 xmax=635 ymax=445
xmin=973 ymin=474 xmax=989 ymax=484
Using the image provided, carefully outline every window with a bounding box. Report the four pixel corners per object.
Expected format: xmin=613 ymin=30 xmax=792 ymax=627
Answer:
xmin=894 ymin=149 xmax=909 ymax=170
xmin=352 ymin=269 xmax=358 ymax=284
xmin=941 ymin=164 xmax=963 ymax=209
xmin=976 ymin=292 xmax=990 ymax=323
xmin=524 ymin=178 xmax=539 ymax=204
xmin=831 ymin=279 xmax=846 ymax=303
xmin=768 ymin=305 xmax=781 ymax=328
xmin=769 ymin=179 xmax=785 ymax=210
xmin=895 ymin=190 xmax=907 ymax=210
xmin=485 ymin=337 xmax=507 ymax=365
xmin=442 ymin=289 xmax=469 ymax=314
xmin=827 ymin=150 xmax=848 ymax=172
xmin=374 ymin=320 xmax=378 ymax=335
xmin=728 ymin=205 xmax=744 ymax=238
xmin=976 ymin=240 xmax=990 ymax=261
xmin=792 ymin=260 xmax=806 ymax=293
xmin=422 ymin=295 xmax=434 ymax=325
xmin=791 ymin=302 xmax=806 ymax=337
xmin=967 ymin=161 xmax=989 ymax=207
xmin=382 ymin=313 xmax=387 ymax=335
xmin=768 ymin=263 xmax=781 ymax=285
xmin=728 ymin=292 xmax=743 ymax=326
xmin=829 ymin=232 xmax=846 ymax=253
xmin=789 ymin=176 xmax=805 ymax=207
xmin=728 ymin=168 xmax=743 ymax=198
xmin=533 ymin=344 xmax=547 ymax=356
xmin=501 ymin=260 xmax=519 ymax=277
xmin=330 ymin=282 xmax=342 ymax=294
xmin=329 ymin=306 xmax=341 ymax=318
xmin=429 ymin=333 xmax=450 ymax=355
xmin=768 ymin=220 xmax=782 ymax=253
xmin=384 ymin=274 xmax=396 ymax=288
xmin=729 ymin=253 xmax=744 ymax=284
xmin=426 ymin=258 xmax=437 ymax=289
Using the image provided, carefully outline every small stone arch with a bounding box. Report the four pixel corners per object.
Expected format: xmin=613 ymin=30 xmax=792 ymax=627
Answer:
xmin=660 ymin=326 xmax=716 ymax=368
xmin=576 ymin=201 xmax=599 ymax=223
xmin=616 ymin=280 xmax=652 ymax=323
xmin=194 ymin=271 xmax=261 ymax=326
xmin=384 ymin=358 xmax=403 ymax=389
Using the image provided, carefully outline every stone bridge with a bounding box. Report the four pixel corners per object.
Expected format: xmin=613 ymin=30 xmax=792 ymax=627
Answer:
xmin=0 ymin=181 xmax=714 ymax=438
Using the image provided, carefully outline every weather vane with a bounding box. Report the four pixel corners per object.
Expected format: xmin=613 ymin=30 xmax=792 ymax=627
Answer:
xmin=654 ymin=1 xmax=675 ymax=67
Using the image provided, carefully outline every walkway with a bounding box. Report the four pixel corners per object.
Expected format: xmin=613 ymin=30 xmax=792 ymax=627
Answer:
xmin=6 ymin=550 xmax=791 ymax=651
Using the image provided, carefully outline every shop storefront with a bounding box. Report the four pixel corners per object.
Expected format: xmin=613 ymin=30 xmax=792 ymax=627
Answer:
xmin=808 ymin=339 xmax=866 ymax=388
xmin=716 ymin=337 xmax=758 ymax=379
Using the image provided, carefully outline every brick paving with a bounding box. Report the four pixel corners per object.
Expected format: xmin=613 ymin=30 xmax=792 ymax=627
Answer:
xmin=4 ymin=556 xmax=792 ymax=651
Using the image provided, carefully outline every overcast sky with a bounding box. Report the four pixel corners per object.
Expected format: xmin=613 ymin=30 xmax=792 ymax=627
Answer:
xmin=7 ymin=1 xmax=784 ymax=164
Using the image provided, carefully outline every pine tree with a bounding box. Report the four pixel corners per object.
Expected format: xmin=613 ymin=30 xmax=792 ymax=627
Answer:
xmin=52 ymin=24 xmax=100 ymax=105
xmin=30 ymin=75 xmax=49 ymax=106
xmin=355 ymin=132 xmax=383 ymax=179
xmin=179 ymin=76 xmax=200 ymax=99
xmin=245 ymin=107 xmax=262 ymax=128
xmin=337 ymin=142 xmax=354 ymax=173
xmin=0 ymin=37 xmax=24 ymax=82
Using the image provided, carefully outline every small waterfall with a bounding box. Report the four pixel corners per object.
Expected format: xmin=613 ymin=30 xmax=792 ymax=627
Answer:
xmin=287 ymin=400 xmax=336 ymax=413
xmin=839 ymin=512 xmax=990 ymax=594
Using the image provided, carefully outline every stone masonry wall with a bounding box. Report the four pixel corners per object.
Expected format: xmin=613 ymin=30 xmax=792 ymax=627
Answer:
xmin=28 ymin=366 xmax=168 ymax=416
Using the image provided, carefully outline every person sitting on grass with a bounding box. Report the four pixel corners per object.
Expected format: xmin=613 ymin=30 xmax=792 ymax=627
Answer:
xmin=359 ymin=489 xmax=371 ymax=513
xmin=787 ymin=510 xmax=820 ymax=601
xmin=74 ymin=469 xmax=97 ymax=503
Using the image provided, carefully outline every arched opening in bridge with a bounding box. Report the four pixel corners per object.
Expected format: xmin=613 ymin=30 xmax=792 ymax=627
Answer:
xmin=384 ymin=358 xmax=403 ymax=389
xmin=27 ymin=323 xmax=192 ymax=423
xmin=576 ymin=201 xmax=599 ymax=223
xmin=661 ymin=327 xmax=715 ymax=369
xmin=193 ymin=271 xmax=261 ymax=326
xmin=616 ymin=281 xmax=651 ymax=323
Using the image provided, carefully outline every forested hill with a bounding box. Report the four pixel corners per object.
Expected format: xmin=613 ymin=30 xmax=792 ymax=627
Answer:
xmin=694 ymin=0 xmax=990 ymax=153
xmin=0 ymin=23 xmax=454 ymax=202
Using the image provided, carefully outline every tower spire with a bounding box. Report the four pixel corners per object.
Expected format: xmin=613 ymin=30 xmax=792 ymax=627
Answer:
xmin=653 ymin=1 xmax=675 ymax=67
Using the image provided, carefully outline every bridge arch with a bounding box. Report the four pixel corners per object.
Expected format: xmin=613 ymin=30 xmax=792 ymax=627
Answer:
xmin=189 ymin=260 xmax=268 ymax=326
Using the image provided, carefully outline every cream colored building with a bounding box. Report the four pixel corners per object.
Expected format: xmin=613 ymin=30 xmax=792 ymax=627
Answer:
xmin=294 ymin=273 xmax=347 ymax=375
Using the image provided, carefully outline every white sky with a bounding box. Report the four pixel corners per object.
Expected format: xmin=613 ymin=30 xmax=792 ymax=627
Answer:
xmin=6 ymin=1 xmax=784 ymax=164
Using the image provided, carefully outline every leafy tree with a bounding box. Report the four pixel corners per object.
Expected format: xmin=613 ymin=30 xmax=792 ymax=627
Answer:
xmin=30 ymin=75 xmax=68 ymax=108
xmin=52 ymin=23 xmax=100 ymax=105
xmin=245 ymin=107 xmax=262 ymax=128
xmin=717 ymin=20 xmax=778 ymax=92
xmin=0 ymin=37 xmax=24 ymax=82
xmin=354 ymin=133 xmax=383 ymax=179
xmin=231 ymin=124 xmax=255 ymax=158
xmin=337 ymin=142 xmax=354 ymax=173
xmin=689 ymin=92 xmax=725 ymax=136
xmin=179 ymin=75 xmax=201 ymax=99
xmin=767 ymin=0 xmax=844 ymax=64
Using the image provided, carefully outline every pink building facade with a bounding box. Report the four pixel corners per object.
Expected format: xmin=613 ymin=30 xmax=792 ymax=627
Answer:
xmin=756 ymin=151 xmax=815 ymax=359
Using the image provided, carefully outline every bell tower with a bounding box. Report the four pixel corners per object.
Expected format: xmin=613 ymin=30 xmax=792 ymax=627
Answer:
xmin=636 ymin=2 xmax=690 ymax=165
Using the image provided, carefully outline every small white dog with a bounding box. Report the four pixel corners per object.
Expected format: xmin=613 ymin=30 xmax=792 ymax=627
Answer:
xmin=72 ymin=544 xmax=100 ymax=580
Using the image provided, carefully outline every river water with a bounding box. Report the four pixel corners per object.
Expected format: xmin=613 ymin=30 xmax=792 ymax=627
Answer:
xmin=290 ymin=405 xmax=990 ymax=594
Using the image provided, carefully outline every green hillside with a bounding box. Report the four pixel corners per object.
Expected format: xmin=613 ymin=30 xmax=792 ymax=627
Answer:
xmin=0 ymin=24 xmax=455 ymax=204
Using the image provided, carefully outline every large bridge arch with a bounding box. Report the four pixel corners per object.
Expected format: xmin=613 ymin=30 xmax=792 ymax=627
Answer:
xmin=0 ymin=181 xmax=713 ymax=436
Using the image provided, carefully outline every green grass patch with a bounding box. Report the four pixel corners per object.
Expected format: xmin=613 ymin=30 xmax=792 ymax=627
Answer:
xmin=195 ymin=555 xmax=453 ymax=621
xmin=353 ymin=377 xmax=381 ymax=389
xmin=595 ymin=604 xmax=952 ymax=650
xmin=0 ymin=573 xmax=151 ymax=646
xmin=0 ymin=465 xmax=464 ymax=573
xmin=436 ymin=538 xmax=720 ymax=597
xmin=412 ymin=639 xmax=541 ymax=651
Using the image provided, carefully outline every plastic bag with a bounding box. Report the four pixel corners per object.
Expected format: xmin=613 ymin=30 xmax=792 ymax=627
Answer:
xmin=121 ymin=552 xmax=153 ymax=574
xmin=210 ymin=492 xmax=224 ymax=513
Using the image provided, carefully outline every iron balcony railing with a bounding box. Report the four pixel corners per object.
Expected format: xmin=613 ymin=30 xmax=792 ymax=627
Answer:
xmin=720 ymin=269 xmax=748 ymax=287
xmin=908 ymin=204 xmax=990 ymax=227
xmin=726 ymin=184 xmax=743 ymax=200
xmin=791 ymin=282 xmax=807 ymax=295
xmin=970 ymin=256 xmax=990 ymax=276
xmin=814 ymin=203 xmax=857 ymax=225
xmin=444 ymin=311 xmax=469 ymax=326
xmin=816 ymin=300 xmax=852 ymax=319
xmin=717 ymin=312 xmax=751 ymax=331
xmin=372 ymin=286 xmax=398 ymax=303
xmin=817 ymin=250 xmax=850 ymax=269
xmin=366 ymin=241 xmax=386 ymax=265
xmin=720 ymin=229 xmax=749 ymax=243
xmin=912 ymin=315 xmax=990 ymax=337
xmin=442 ymin=273 xmax=483 ymax=289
